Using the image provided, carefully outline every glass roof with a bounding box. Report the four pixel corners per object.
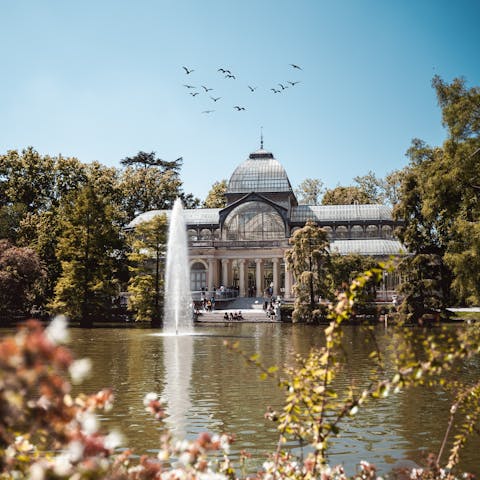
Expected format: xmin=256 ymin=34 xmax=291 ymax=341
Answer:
xmin=291 ymin=204 xmax=393 ymax=222
xmin=128 ymin=203 xmax=395 ymax=229
xmin=330 ymin=239 xmax=406 ymax=256
xmin=127 ymin=208 xmax=221 ymax=228
xmin=227 ymin=149 xmax=293 ymax=193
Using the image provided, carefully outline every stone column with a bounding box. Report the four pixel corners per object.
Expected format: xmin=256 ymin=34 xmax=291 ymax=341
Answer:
xmin=255 ymin=258 xmax=263 ymax=297
xmin=207 ymin=258 xmax=215 ymax=293
xmin=284 ymin=262 xmax=292 ymax=299
xmin=221 ymin=259 xmax=230 ymax=287
xmin=239 ymin=259 xmax=246 ymax=297
xmin=272 ymin=258 xmax=280 ymax=296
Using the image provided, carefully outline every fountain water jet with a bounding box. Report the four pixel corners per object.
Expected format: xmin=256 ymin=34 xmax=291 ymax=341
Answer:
xmin=163 ymin=199 xmax=192 ymax=334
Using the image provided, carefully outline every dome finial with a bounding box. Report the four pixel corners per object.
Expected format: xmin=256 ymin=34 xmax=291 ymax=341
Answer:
xmin=260 ymin=126 xmax=264 ymax=149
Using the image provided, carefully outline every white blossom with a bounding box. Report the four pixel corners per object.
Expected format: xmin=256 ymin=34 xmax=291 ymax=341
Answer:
xmin=69 ymin=358 xmax=92 ymax=384
xmin=67 ymin=440 xmax=84 ymax=463
xmin=53 ymin=454 xmax=72 ymax=476
xmin=104 ymin=430 xmax=123 ymax=450
xmin=46 ymin=315 xmax=70 ymax=345
xmin=80 ymin=412 xmax=98 ymax=435
xmin=29 ymin=463 xmax=45 ymax=480
xmin=143 ymin=392 xmax=158 ymax=407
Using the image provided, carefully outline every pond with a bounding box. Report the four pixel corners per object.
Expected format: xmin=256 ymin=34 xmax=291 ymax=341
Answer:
xmin=56 ymin=322 xmax=479 ymax=476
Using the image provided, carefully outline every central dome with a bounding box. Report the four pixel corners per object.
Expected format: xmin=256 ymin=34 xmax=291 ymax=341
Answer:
xmin=227 ymin=149 xmax=293 ymax=194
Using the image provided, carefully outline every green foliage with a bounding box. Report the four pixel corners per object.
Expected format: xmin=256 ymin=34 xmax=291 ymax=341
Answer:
xmin=0 ymin=240 xmax=46 ymax=318
xmin=203 ymin=179 xmax=228 ymax=208
xmin=353 ymin=170 xmax=384 ymax=203
xmin=329 ymin=253 xmax=378 ymax=293
xmin=395 ymin=76 xmax=480 ymax=308
xmin=127 ymin=214 xmax=167 ymax=323
xmin=229 ymin=265 xmax=480 ymax=478
xmin=295 ymin=178 xmax=325 ymax=205
xmin=285 ymin=221 xmax=331 ymax=323
xmin=120 ymin=166 xmax=183 ymax=219
xmin=352 ymin=169 xmax=406 ymax=207
xmin=2 ymin=269 xmax=480 ymax=479
xmin=51 ymin=185 xmax=123 ymax=325
xmin=119 ymin=151 xmax=200 ymax=218
xmin=321 ymin=186 xmax=373 ymax=205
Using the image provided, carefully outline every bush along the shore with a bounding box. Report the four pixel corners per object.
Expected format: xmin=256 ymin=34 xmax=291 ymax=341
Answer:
xmin=1 ymin=268 xmax=480 ymax=479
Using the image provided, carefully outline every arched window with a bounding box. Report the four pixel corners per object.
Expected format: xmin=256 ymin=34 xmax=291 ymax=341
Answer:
xmin=382 ymin=225 xmax=393 ymax=239
xmin=223 ymin=201 xmax=285 ymax=241
xmin=199 ymin=228 xmax=212 ymax=240
xmin=190 ymin=262 xmax=207 ymax=292
xmin=335 ymin=225 xmax=348 ymax=239
xmin=187 ymin=229 xmax=198 ymax=241
xmin=323 ymin=226 xmax=333 ymax=238
xmin=366 ymin=225 xmax=379 ymax=238
xmin=351 ymin=225 xmax=363 ymax=239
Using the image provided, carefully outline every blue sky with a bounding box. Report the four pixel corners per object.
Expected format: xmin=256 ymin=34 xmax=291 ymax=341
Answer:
xmin=1 ymin=0 xmax=479 ymax=201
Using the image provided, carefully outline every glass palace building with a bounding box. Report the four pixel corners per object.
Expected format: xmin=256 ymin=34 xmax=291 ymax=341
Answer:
xmin=128 ymin=147 xmax=405 ymax=299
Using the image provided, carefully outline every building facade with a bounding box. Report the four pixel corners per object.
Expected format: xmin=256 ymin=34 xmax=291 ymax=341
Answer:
xmin=128 ymin=147 xmax=405 ymax=299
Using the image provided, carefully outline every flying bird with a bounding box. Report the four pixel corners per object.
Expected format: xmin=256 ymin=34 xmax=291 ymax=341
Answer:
xmin=182 ymin=66 xmax=194 ymax=74
xmin=189 ymin=92 xmax=199 ymax=96
xmin=210 ymin=96 xmax=221 ymax=102
xmin=288 ymin=81 xmax=301 ymax=86
xmin=201 ymin=85 xmax=213 ymax=92
xmin=270 ymin=88 xmax=280 ymax=93
xmin=248 ymin=85 xmax=257 ymax=92
xmin=183 ymin=84 xmax=196 ymax=89
xmin=278 ymin=83 xmax=287 ymax=90
xmin=289 ymin=63 xmax=302 ymax=70
xmin=233 ymin=106 xmax=245 ymax=111
xmin=225 ymin=74 xmax=236 ymax=79
xmin=202 ymin=110 xmax=215 ymax=114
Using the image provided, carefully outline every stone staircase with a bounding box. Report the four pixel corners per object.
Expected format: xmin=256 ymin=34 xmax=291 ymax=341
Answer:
xmin=194 ymin=296 xmax=278 ymax=323
xmin=224 ymin=296 xmax=265 ymax=310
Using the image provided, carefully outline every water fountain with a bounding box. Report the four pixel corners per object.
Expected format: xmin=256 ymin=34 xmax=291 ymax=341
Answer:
xmin=163 ymin=198 xmax=193 ymax=334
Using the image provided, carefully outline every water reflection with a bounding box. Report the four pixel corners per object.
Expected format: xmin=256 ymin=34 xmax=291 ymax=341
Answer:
xmin=11 ymin=324 xmax=478 ymax=476
xmin=162 ymin=335 xmax=193 ymax=437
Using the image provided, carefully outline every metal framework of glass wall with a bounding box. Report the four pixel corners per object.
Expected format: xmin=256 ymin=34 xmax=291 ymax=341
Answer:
xmin=223 ymin=201 xmax=285 ymax=241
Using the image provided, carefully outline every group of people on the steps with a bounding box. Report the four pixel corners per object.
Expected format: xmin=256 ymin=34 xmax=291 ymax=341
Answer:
xmin=223 ymin=311 xmax=244 ymax=321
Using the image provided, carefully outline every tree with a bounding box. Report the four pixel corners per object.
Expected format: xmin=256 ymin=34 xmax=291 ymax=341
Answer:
xmin=121 ymin=151 xmax=183 ymax=172
xmin=322 ymin=185 xmax=373 ymax=205
xmin=383 ymin=169 xmax=405 ymax=207
xmin=285 ymin=221 xmax=331 ymax=323
xmin=119 ymin=151 xmax=199 ymax=218
xmin=353 ymin=171 xmax=384 ymax=203
xmin=329 ymin=253 xmax=378 ymax=292
xmin=203 ymin=180 xmax=227 ymax=208
xmin=127 ymin=214 xmax=167 ymax=325
xmin=0 ymin=240 xmax=45 ymax=319
xmin=51 ymin=184 xmax=123 ymax=326
xmin=395 ymin=75 xmax=480 ymax=311
xmin=295 ymin=178 xmax=325 ymax=205
xmin=0 ymin=147 xmax=55 ymax=213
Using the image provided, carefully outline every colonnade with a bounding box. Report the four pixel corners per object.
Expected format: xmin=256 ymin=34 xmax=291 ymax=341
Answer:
xmin=201 ymin=257 xmax=294 ymax=299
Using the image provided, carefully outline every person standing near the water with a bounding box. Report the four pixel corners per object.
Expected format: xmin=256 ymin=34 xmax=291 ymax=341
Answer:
xmin=211 ymin=295 xmax=216 ymax=310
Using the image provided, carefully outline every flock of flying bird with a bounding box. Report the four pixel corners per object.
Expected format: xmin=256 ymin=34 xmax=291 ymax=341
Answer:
xmin=181 ymin=64 xmax=303 ymax=114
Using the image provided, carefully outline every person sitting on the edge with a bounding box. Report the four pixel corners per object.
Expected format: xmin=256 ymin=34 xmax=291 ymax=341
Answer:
xmin=223 ymin=312 xmax=229 ymax=320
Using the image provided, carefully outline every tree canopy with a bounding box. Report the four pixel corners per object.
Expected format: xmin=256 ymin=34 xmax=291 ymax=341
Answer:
xmin=295 ymin=178 xmax=324 ymax=205
xmin=395 ymin=75 xmax=480 ymax=312
xmin=203 ymin=180 xmax=227 ymax=208
xmin=322 ymin=185 xmax=373 ymax=205
xmin=285 ymin=221 xmax=330 ymax=323
xmin=127 ymin=214 xmax=168 ymax=325
xmin=0 ymin=240 xmax=45 ymax=318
